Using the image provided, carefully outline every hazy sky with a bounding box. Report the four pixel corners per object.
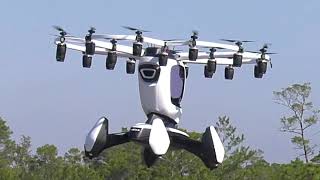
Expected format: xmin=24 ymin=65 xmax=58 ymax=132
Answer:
xmin=1 ymin=0 xmax=320 ymax=163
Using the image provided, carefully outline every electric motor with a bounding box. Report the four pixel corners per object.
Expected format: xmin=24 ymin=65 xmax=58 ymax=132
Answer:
xmin=106 ymin=52 xmax=117 ymax=70
xmin=56 ymin=44 xmax=67 ymax=62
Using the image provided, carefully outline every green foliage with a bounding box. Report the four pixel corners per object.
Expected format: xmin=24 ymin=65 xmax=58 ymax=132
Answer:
xmin=215 ymin=116 xmax=245 ymax=155
xmin=0 ymin=113 xmax=320 ymax=179
xmin=311 ymin=152 xmax=320 ymax=164
xmin=274 ymin=83 xmax=319 ymax=162
xmin=0 ymin=117 xmax=15 ymax=168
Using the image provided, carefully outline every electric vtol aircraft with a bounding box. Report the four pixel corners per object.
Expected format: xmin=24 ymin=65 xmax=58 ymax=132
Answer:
xmin=53 ymin=26 xmax=274 ymax=169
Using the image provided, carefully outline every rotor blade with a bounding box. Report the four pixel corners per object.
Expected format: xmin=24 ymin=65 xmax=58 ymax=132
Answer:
xmin=263 ymin=43 xmax=272 ymax=48
xmin=246 ymin=51 xmax=260 ymax=53
xmin=242 ymin=40 xmax=254 ymax=43
xmin=50 ymin=34 xmax=76 ymax=38
xmin=122 ymin=26 xmax=150 ymax=32
xmin=192 ymin=30 xmax=199 ymax=36
xmin=220 ymin=39 xmax=254 ymax=43
xmin=201 ymin=46 xmax=225 ymax=49
xmin=196 ymin=41 xmax=239 ymax=51
xmin=163 ymin=39 xmax=184 ymax=42
xmin=122 ymin=26 xmax=138 ymax=31
xmin=220 ymin=39 xmax=237 ymax=43
xmin=53 ymin=25 xmax=65 ymax=32
xmin=247 ymin=51 xmax=277 ymax=55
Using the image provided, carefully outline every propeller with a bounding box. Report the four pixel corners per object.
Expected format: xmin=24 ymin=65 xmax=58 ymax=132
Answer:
xmin=220 ymin=39 xmax=254 ymax=43
xmin=208 ymin=47 xmax=217 ymax=59
xmin=122 ymin=26 xmax=150 ymax=33
xmin=88 ymin=27 xmax=96 ymax=35
xmin=110 ymin=39 xmax=117 ymax=51
xmin=220 ymin=39 xmax=254 ymax=53
xmin=53 ymin=25 xmax=68 ymax=43
xmin=248 ymin=44 xmax=277 ymax=55
xmin=248 ymin=44 xmax=276 ymax=68
xmin=122 ymin=26 xmax=150 ymax=43
xmin=189 ymin=30 xmax=199 ymax=47
xmin=159 ymin=39 xmax=184 ymax=53
xmin=201 ymin=46 xmax=225 ymax=59
xmin=192 ymin=30 xmax=199 ymax=38
xmin=53 ymin=25 xmax=67 ymax=36
xmin=85 ymin=27 xmax=96 ymax=42
xmin=163 ymin=39 xmax=183 ymax=42
xmin=262 ymin=45 xmax=275 ymax=69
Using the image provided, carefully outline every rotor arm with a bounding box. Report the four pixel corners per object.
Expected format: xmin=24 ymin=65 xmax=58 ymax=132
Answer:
xmin=91 ymin=34 xmax=136 ymax=41
xmin=54 ymin=38 xmax=144 ymax=59
xmin=195 ymin=41 xmax=239 ymax=51
xmin=242 ymin=52 xmax=271 ymax=60
xmin=182 ymin=58 xmax=256 ymax=65
xmin=91 ymin=34 xmax=166 ymax=47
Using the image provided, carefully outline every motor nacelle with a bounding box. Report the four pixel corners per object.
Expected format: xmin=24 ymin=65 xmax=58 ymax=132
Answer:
xmin=85 ymin=41 xmax=95 ymax=56
xmin=254 ymin=65 xmax=263 ymax=78
xmin=225 ymin=66 xmax=234 ymax=80
xmin=207 ymin=60 xmax=217 ymax=73
xmin=82 ymin=54 xmax=92 ymax=68
xmin=126 ymin=60 xmax=136 ymax=74
xmin=133 ymin=42 xmax=143 ymax=56
xmin=56 ymin=43 xmax=67 ymax=62
xmin=233 ymin=54 xmax=242 ymax=67
xmin=257 ymin=61 xmax=267 ymax=74
xmin=158 ymin=52 xmax=168 ymax=66
xmin=204 ymin=60 xmax=216 ymax=78
xmin=204 ymin=65 xmax=214 ymax=78
xmin=188 ymin=47 xmax=198 ymax=61
xmin=106 ymin=51 xmax=117 ymax=70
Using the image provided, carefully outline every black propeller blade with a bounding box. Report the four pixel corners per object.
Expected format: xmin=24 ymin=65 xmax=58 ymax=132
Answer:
xmin=88 ymin=26 xmax=96 ymax=35
xmin=248 ymin=44 xmax=276 ymax=69
xmin=122 ymin=26 xmax=150 ymax=43
xmin=247 ymin=51 xmax=277 ymax=55
xmin=189 ymin=30 xmax=199 ymax=47
xmin=163 ymin=39 xmax=183 ymax=42
xmin=122 ymin=26 xmax=150 ymax=33
xmin=53 ymin=25 xmax=67 ymax=36
xmin=220 ymin=39 xmax=254 ymax=53
xmin=220 ymin=39 xmax=254 ymax=43
xmin=192 ymin=30 xmax=199 ymax=37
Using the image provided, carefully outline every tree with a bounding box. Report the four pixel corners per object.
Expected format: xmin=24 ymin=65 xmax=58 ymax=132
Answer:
xmin=0 ymin=117 xmax=15 ymax=168
xmin=64 ymin=147 xmax=82 ymax=165
xmin=36 ymin=144 xmax=58 ymax=164
xmin=215 ymin=116 xmax=244 ymax=155
xmin=214 ymin=116 xmax=264 ymax=179
xmin=311 ymin=152 xmax=320 ymax=164
xmin=274 ymin=83 xmax=319 ymax=163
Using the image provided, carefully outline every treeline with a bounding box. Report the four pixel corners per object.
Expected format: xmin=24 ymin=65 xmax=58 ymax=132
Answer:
xmin=0 ymin=83 xmax=319 ymax=180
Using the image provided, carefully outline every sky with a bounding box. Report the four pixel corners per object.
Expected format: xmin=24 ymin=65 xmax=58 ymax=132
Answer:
xmin=1 ymin=0 xmax=320 ymax=163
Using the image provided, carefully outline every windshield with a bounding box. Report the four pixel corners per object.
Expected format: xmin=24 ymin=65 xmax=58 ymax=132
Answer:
xmin=170 ymin=65 xmax=185 ymax=107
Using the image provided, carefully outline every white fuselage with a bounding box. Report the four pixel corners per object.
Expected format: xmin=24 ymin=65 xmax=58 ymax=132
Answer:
xmin=138 ymin=56 xmax=186 ymax=124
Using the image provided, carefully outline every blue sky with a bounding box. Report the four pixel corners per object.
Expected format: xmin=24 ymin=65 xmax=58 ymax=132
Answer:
xmin=1 ymin=0 xmax=320 ymax=163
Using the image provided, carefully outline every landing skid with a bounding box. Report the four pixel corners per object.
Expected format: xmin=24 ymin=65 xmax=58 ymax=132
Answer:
xmin=84 ymin=117 xmax=224 ymax=169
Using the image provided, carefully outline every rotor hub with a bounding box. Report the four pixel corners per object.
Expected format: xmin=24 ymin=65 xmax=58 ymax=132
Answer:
xmin=209 ymin=48 xmax=216 ymax=59
xmin=111 ymin=39 xmax=117 ymax=51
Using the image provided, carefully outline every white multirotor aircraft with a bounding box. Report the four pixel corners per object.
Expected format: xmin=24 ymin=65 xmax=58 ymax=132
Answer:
xmin=53 ymin=26 xmax=274 ymax=169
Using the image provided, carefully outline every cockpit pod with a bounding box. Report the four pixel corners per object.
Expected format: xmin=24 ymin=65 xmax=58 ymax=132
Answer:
xmin=138 ymin=54 xmax=186 ymax=125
